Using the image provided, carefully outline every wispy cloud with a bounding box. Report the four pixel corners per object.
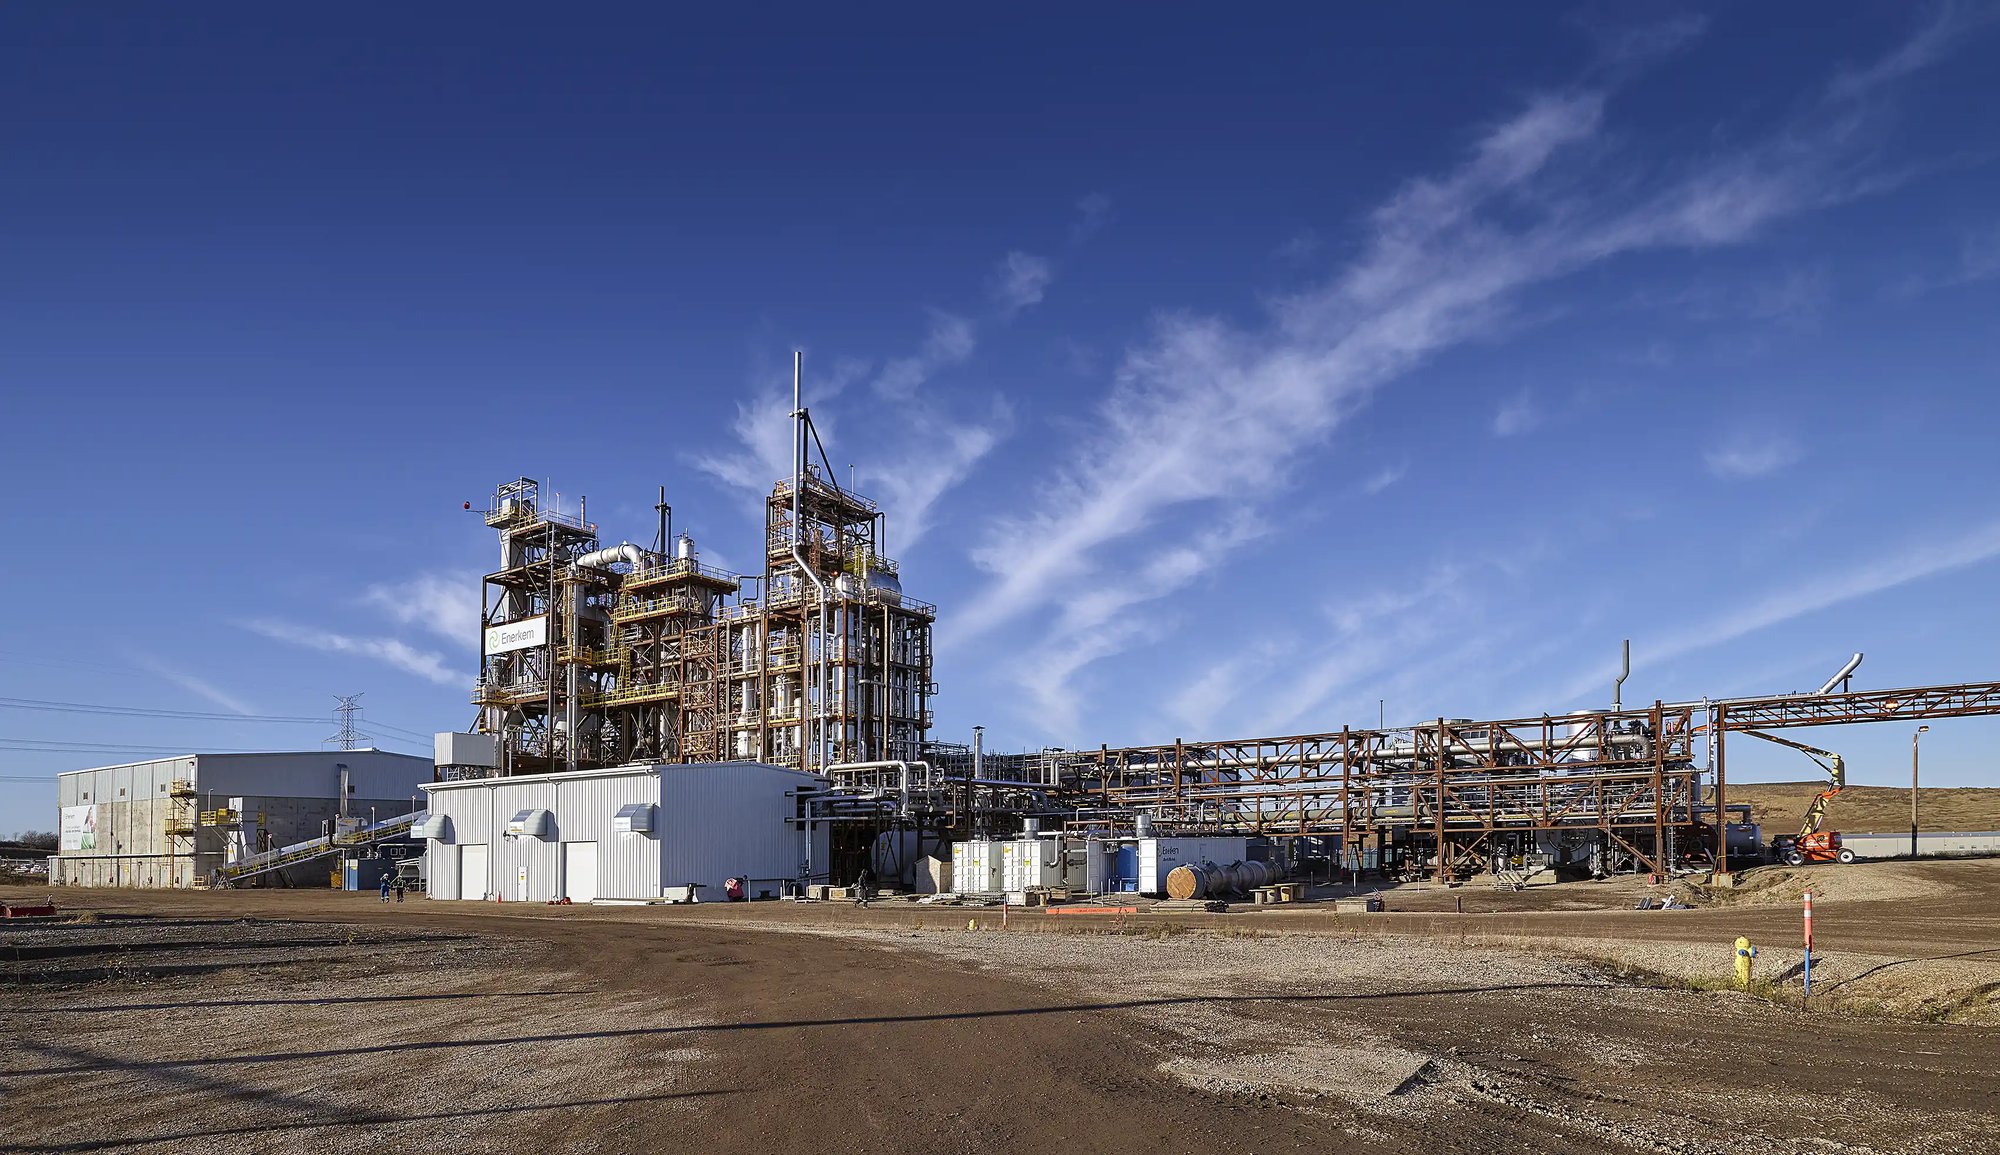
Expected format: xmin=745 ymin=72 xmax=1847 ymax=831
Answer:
xmin=1275 ymin=229 xmax=1322 ymax=263
xmin=1554 ymin=516 xmax=2000 ymax=704
xmin=1362 ymin=462 xmax=1408 ymax=495
xmin=874 ymin=310 xmax=978 ymax=400
xmin=245 ymin=619 xmax=462 ymax=687
xmin=1894 ymin=223 xmax=2000 ymax=297
xmin=1492 ymin=390 xmax=1541 ymax=437
xmin=991 ymin=252 xmax=1053 ymax=316
xmin=1704 ymin=433 xmax=1803 ymax=479
xmin=691 ymin=354 xmax=867 ymax=516
xmin=363 ymin=574 xmax=481 ymax=649
xmin=1826 ymin=1 xmax=1999 ymax=102
xmin=695 ymin=248 xmax=1050 ymax=550
xmin=957 ymin=11 xmax=1984 ymax=735
xmin=128 ymin=653 xmax=256 ymax=715
xmin=1071 ymin=192 xmax=1113 ymax=243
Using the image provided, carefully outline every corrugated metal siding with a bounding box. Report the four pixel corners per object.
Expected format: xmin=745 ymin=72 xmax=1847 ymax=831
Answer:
xmin=422 ymin=762 xmax=824 ymax=902
xmin=197 ymin=751 xmax=431 ymax=800
xmin=552 ymin=772 xmax=659 ymax=900
xmin=486 ymin=779 xmax=558 ymax=901
xmin=660 ymin=763 xmax=824 ymax=897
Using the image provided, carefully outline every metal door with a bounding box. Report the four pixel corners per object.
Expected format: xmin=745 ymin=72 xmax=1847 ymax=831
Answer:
xmin=562 ymin=841 xmax=598 ymax=903
xmin=458 ymin=843 xmax=489 ymax=900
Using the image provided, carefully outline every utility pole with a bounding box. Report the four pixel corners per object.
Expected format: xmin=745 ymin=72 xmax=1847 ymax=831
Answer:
xmin=1912 ymin=725 xmax=1929 ymax=859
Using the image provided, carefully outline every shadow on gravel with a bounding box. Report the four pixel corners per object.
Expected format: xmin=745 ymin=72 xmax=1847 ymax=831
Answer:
xmin=40 ymin=989 xmax=596 ymax=1014
xmin=1819 ymin=946 xmax=2000 ymax=993
xmin=1 ymin=1037 xmax=729 ymax=1155
xmin=7 ymin=981 xmax=1605 ymax=1077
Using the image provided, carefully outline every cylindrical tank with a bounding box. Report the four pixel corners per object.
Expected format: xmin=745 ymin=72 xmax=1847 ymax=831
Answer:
xmin=1134 ymin=813 xmax=1154 ymax=838
xmin=1022 ymin=817 xmax=1041 ymax=835
xmin=1166 ymin=863 xmax=1224 ymax=900
xmin=1085 ymin=837 xmax=1108 ymax=894
xmin=1235 ymin=860 xmax=1283 ymax=890
xmin=675 ymin=534 xmax=697 ymax=561
xmin=867 ymin=569 xmax=903 ymax=605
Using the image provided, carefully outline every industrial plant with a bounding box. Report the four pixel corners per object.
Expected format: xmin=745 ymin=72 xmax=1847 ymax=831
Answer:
xmin=39 ymin=359 xmax=2000 ymax=903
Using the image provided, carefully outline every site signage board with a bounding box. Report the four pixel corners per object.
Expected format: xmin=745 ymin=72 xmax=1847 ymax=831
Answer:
xmin=60 ymin=805 xmax=97 ymax=852
xmin=484 ymin=615 xmax=548 ymax=655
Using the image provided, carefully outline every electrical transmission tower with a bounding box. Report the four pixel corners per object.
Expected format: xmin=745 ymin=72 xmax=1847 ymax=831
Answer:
xmin=327 ymin=693 xmax=370 ymax=750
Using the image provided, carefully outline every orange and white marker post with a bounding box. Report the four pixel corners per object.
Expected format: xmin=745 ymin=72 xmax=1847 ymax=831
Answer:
xmin=1802 ymin=889 xmax=1815 ymax=999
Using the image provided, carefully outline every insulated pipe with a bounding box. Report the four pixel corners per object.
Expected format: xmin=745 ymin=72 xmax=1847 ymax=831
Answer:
xmin=792 ymin=350 xmax=830 ymax=775
xmin=575 ymin=542 xmax=649 ymax=571
xmin=824 ymin=760 xmax=933 ymax=818
xmin=1816 ymin=652 xmax=1864 ymax=695
xmin=1613 ymin=639 xmax=1630 ymax=712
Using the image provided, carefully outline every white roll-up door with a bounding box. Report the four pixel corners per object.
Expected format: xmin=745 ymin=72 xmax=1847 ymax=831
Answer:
xmin=562 ymin=841 xmax=598 ymax=903
xmin=459 ymin=843 xmax=489 ymax=901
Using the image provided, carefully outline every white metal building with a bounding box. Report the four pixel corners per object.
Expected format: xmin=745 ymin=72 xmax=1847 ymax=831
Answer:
xmin=50 ymin=750 xmax=432 ymax=888
xmin=419 ymin=761 xmax=827 ymax=903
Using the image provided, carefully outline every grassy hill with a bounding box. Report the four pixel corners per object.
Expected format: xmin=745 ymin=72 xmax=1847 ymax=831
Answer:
xmin=1723 ymin=782 xmax=2000 ymax=837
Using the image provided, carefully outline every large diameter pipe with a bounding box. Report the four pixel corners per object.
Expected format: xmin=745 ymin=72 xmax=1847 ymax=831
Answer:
xmin=1817 ymin=652 xmax=1864 ymax=695
xmin=791 ymin=350 xmax=830 ymax=775
xmin=575 ymin=543 xmax=650 ymax=571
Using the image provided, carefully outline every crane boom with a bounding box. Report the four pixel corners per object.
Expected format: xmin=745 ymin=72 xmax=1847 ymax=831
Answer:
xmin=1740 ymin=729 xmax=1846 ymax=840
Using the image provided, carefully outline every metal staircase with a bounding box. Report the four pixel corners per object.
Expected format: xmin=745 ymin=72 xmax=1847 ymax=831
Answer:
xmin=208 ymin=810 xmax=426 ymax=888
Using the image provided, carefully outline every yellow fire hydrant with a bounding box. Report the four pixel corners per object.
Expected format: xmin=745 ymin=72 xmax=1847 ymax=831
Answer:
xmin=1734 ymin=936 xmax=1757 ymax=989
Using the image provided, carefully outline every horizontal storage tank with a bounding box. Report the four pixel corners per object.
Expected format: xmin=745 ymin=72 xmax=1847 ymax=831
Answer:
xmin=1164 ymin=858 xmax=1285 ymax=900
xmin=1136 ymin=837 xmax=1249 ymax=897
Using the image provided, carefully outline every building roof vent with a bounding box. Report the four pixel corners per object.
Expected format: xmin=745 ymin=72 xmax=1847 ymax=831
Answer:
xmin=412 ymin=813 xmax=452 ymax=842
xmin=613 ymin=803 xmax=655 ymax=835
xmin=505 ymin=809 xmax=552 ymax=839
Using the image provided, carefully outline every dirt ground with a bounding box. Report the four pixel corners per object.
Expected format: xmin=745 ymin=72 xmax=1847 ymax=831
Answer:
xmin=1726 ymin=780 xmax=2000 ymax=839
xmin=8 ymin=860 xmax=2000 ymax=1154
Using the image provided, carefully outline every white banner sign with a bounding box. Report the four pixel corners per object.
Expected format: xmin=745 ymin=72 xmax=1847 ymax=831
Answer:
xmin=484 ymin=615 xmax=548 ymax=655
xmin=60 ymin=805 xmax=97 ymax=852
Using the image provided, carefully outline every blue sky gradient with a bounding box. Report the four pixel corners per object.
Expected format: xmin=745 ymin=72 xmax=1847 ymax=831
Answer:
xmin=6 ymin=4 xmax=2000 ymax=833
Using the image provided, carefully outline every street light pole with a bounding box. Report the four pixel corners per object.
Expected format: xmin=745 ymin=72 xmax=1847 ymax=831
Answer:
xmin=1912 ymin=725 xmax=1930 ymax=859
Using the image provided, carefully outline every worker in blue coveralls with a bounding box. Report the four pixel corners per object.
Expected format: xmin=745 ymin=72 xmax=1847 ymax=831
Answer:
xmin=379 ymin=873 xmax=393 ymax=903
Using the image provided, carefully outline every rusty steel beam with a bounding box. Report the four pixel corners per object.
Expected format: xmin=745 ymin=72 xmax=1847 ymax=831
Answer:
xmin=1715 ymin=680 xmax=2000 ymax=731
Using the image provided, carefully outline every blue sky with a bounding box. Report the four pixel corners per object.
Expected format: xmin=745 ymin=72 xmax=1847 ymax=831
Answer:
xmin=6 ymin=4 xmax=2000 ymax=834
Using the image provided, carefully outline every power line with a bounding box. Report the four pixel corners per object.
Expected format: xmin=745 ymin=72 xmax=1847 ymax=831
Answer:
xmin=0 ymin=697 xmax=324 ymax=723
xmin=0 ymin=740 xmax=262 ymax=755
xmin=366 ymin=719 xmax=440 ymax=743
xmin=0 ymin=733 xmax=428 ymax=756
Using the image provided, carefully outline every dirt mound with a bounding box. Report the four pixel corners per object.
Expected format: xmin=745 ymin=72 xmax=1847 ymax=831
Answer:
xmin=1728 ymin=782 xmax=2000 ymax=840
xmin=1693 ymin=860 xmax=1961 ymax=906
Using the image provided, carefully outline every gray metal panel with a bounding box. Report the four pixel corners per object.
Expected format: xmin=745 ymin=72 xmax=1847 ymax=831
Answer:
xmin=659 ymin=762 xmax=821 ymax=897
xmin=553 ymin=771 xmax=660 ymax=900
xmin=195 ymin=751 xmax=431 ymax=801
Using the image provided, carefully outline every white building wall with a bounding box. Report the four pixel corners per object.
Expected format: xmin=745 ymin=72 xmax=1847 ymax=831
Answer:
xmin=488 ymin=778 xmax=560 ymax=902
xmin=551 ymin=772 xmax=658 ymax=901
xmin=51 ymin=751 xmax=433 ymax=888
xmin=422 ymin=762 xmax=824 ymax=902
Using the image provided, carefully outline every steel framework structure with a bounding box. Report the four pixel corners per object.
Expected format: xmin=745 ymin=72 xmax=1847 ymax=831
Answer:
xmin=1058 ymin=705 xmax=1701 ymax=878
xmin=470 ymin=471 xmax=934 ymax=777
xmin=1710 ymin=679 xmax=2000 ymax=871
